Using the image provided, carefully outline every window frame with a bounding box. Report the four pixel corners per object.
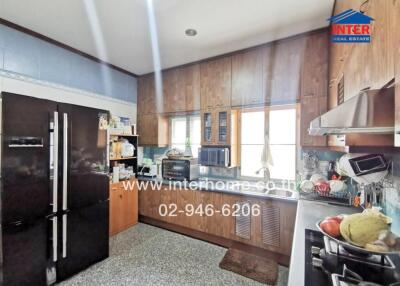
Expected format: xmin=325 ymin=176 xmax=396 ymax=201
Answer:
xmin=239 ymin=104 xmax=298 ymax=181
xmin=169 ymin=113 xmax=201 ymax=156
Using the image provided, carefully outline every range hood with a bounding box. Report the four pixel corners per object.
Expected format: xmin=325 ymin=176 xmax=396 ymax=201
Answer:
xmin=309 ymin=87 xmax=394 ymax=136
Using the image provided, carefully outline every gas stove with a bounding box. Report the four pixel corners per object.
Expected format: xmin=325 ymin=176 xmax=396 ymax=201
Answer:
xmin=305 ymin=229 xmax=400 ymax=286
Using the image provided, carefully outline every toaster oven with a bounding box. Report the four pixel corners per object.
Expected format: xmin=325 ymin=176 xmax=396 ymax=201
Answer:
xmin=162 ymin=158 xmax=200 ymax=181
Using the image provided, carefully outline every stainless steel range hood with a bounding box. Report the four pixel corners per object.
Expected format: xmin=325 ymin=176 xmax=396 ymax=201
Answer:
xmin=309 ymin=87 xmax=394 ymax=136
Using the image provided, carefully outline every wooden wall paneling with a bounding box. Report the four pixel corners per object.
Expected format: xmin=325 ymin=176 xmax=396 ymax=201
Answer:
xmin=231 ymin=48 xmax=264 ymax=106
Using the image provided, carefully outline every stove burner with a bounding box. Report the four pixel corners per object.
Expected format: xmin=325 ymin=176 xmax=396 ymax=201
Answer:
xmin=305 ymin=229 xmax=400 ymax=286
xmin=323 ymin=236 xmax=395 ymax=269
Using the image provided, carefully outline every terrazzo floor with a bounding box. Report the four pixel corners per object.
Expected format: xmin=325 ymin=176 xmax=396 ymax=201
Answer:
xmin=58 ymin=223 xmax=289 ymax=286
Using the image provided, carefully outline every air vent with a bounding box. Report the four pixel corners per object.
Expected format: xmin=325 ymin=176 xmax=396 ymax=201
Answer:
xmin=337 ymin=75 xmax=344 ymax=105
xmin=235 ymin=201 xmax=251 ymax=240
xmin=262 ymin=205 xmax=280 ymax=247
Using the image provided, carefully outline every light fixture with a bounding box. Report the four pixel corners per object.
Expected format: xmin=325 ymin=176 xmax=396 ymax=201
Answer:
xmin=185 ymin=29 xmax=197 ymax=36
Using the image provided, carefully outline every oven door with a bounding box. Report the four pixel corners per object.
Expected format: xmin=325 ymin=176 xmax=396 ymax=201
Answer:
xmin=162 ymin=160 xmax=189 ymax=180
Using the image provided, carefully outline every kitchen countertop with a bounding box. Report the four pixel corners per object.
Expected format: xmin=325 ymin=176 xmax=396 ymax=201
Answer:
xmin=287 ymin=199 xmax=361 ymax=286
xmin=137 ymin=176 xmax=298 ymax=203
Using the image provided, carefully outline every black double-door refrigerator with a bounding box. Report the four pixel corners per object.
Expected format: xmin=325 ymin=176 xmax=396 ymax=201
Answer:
xmin=1 ymin=92 xmax=109 ymax=285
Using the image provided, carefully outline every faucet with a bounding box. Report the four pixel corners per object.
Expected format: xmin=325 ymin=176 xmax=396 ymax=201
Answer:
xmin=256 ymin=166 xmax=270 ymax=183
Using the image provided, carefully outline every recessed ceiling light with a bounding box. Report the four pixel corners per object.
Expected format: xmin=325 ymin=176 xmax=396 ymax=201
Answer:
xmin=185 ymin=29 xmax=197 ymax=36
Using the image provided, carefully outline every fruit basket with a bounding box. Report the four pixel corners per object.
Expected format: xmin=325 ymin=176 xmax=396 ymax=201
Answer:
xmin=316 ymin=219 xmax=400 ymax=255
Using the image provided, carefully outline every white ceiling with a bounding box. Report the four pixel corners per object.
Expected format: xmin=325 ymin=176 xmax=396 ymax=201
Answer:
xmin=0 ymin=0 xmax=334 ymax=75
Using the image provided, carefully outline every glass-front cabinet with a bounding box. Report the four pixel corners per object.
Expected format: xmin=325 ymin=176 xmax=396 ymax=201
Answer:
xmin=218 ymin=111 xmax=228 ymax=143
xmin=202 ymin=111 xmax=213 ymax=144
xmin=201 ymin=109 xmax=235 ymax=146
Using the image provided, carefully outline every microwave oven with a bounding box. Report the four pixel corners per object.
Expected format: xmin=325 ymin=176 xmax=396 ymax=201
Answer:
xmin=198 ymin=147 xmax=230 ymax=167
xmin=162 ymin=158 xmax=200 ymax=181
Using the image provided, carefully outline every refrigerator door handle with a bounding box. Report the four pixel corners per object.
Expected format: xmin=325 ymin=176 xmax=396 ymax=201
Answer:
xmin=62 ymin=214 xmax=67 ymax=258
xmin=53 ymin=111 xmax=59 ymax=213
xmin=62 ymin=113 xmax=68 ymax=211
xmin=52 ymin=217 xmax=58 ymax=262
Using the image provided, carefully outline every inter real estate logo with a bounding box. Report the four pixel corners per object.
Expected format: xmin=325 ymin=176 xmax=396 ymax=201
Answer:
xmin=328 ymin=9 xmax=374 ymax=43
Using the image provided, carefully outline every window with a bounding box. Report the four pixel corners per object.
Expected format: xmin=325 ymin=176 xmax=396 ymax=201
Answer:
xmin=170 ymin=115 xmax=201 ymax=157
xmin=240 ymin=111 xmax=265 ymax=178
xmin=268 ymin=108 xmax=296 ymax=180
xmin=240 ymin=107 xmax=296 ymax=180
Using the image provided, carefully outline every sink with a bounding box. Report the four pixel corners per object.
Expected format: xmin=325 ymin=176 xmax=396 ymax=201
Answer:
xmin=265 ymin=188 xmax=295 ymax=198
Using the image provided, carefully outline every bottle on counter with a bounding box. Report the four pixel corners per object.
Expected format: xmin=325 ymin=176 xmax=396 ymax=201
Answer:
xmin=327 ymin=161 xmax=339 ymax=180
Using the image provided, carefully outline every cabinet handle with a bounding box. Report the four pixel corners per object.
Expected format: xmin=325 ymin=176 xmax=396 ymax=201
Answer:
xmin=119 ymin=194 xmax=123 ymax=199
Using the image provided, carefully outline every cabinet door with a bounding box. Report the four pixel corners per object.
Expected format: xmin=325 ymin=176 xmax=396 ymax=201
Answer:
xmin=175 ymin=189 xmax=206 ymax=232
xmin=137 ymin=114 xmax=168 ymax=146
xmin=159 ymin=187 xmax=177 ymax=224
xmin=200 ymin=57 xmax=232 ymax=109
xmin=232 ymin=48 xmax=264 ymax=106
xmin=301 ymin=31 xmax=329 ymax=98
xmin=109 ymin=184 xmax=124 ymax=235
xmin=163 ymin=69 xmax=186 ymax=113
xmin=215 ymin=109 xmax=231 ymax=145
xmin=260 ymin=203 xmax=281 ymax=250
xmin=138 ymin=185 xmax=161 ymax=219
xmin=138 ymin=74 xmax=156 ymax=115
xmin=202 ymin=192 xmax=234 ymax=239
xmin=268 ymin=37 xmax=305 ymax=104
xmin=300 ymin=96 xmax=327 ymax=146
xmin=122 ymin=181 xmax=138 ymax=227
xmin=178 ymin=64 xmax=201 ymax=111
xmin=201 ymin=110 xmax=214 ymax=145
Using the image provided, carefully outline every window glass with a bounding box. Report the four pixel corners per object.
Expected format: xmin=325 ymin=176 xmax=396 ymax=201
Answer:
xmin=241 ymin=111 xmax=265 ymax=145
xmin=170 ymin=115 xmax=201 ymax=157
xmin=171 ymin=117 xmax=186 ymax=151
xmin=269 ymin=145 xmax=296 ymax=180
xmin=240 ymin=108 xmax=296 ymax=180
xmin=269 ymin=109 xmax=296 ymax=144
xmin=241 ymin=111 xmax=265 ymax=177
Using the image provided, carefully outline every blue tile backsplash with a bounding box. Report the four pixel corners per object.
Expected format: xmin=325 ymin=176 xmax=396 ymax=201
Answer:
xmin=0 ymin=24 xmax=137 ymax=103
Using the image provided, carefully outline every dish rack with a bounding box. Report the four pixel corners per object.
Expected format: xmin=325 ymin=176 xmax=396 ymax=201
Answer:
xmin=300 ymin=180 xmax=354 ymax=205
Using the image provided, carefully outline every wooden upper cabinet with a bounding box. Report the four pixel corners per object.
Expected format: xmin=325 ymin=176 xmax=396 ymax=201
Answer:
xmin=162 ymin=69 xmax=184 ymax=113
xmin=137 ymin=114 xmax=169 ymax=146
xmin=301 ymin=31 xmax=329 ymax=98
xmin=178 ymin=64 xmax=201 ymax=111
xmin=137 ymin=74 xmax=156 ymax=115
xmin=200 ymin=57 xmax=232 ymax=109
xmin=300 ymin=96 xmax=327 ymax=147
xmin=267 ymin=37 xmax=305 ymax=104
xmin=231 ymin=48 xmax=264 ymax=106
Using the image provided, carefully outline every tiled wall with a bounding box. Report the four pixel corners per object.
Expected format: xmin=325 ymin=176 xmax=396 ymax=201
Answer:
xmin=0 ymin=24 xmax=137 ymax=103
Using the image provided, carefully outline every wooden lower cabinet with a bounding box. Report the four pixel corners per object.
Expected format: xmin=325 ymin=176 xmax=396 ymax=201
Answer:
xmin=110 ymin=179 xmax=139 ymax=236
xmin=138 ymin=184 xmax=297 ymax=256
